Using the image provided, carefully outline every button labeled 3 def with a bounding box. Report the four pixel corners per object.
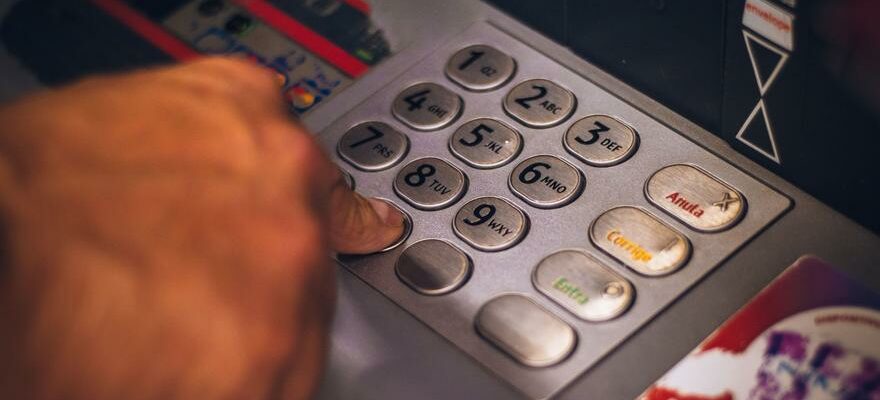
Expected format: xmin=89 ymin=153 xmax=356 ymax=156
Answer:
xmin=646 ymin=164 xmax=746 ymax=232
xmin=590 ymin=207 xmax=691 ymax=276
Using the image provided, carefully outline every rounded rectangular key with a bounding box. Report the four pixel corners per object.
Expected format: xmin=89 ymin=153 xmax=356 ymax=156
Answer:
xmin=509 ymin=155 xmax=584 ymax=209
xmin=453 ymin=196 xmax=528 ymax=251
xmin=503 ymin=79 xmax=576 ymax=128
xmin=476 ymin=294 xmax=576 ymax=367
xmin=533 ymin=250 xmax=634 ymax=321
xmin=445 ymin=44 xmax=516 ymax=92
xmin=449 ymin=118 xmax=522 ymax=169
xmin=392 ymin=82 xmax=463 ymax=131
xmin=337 ymin=122 xmax=409 ymax=171
xmin=564 ymin=115 xmax=639 ymax=167
xmin=396 ymin=239 xmax=471 ymax=295
xmin=394 ymin=157 xmax=467 ymax=210
xmin=590 ymin=206 xmax=691 ymax=276
xmin=645 ymin=164 xmax=746 ymax=232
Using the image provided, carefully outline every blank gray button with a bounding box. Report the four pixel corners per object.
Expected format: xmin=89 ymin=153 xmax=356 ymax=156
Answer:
xmin=394 ymin=157 xmax=467 ymax=210
xmin=476 ymin=294 xmax=576 ymax=367
xmin=446 ymin=45 xmax=516 ymax=91
xmin=392 ymin=82 xmax=462 ymax=131
xmin=453 ymin=197 xmax=528 ymax=252
xmin=338 ymin=122 xmax=409 ymax=171
xmin=503 ymin=79 xmax=576 ymax=128
xmin=590 ymin=206 xmax=691 ymax=276
xmin=509 ymin=155 xmax=584 ymax=209
xmin=564 ymin=115 xmax=639 ymax=167
xmin=533 ymin=250 xmax=634 ymax=321
xmin=645 ymin=164 xmax=746 ymax=232
xmin=396 ymin=240 xmax=471 ymax=295
xmin=449 ymin=118 xmax=522 ymax=169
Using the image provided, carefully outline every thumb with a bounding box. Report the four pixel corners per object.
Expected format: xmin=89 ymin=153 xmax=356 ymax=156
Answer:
xmin=327 ymin=180 xmax=407 ymax=254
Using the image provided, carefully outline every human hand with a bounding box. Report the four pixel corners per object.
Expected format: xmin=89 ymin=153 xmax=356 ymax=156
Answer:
xmin=0 ymin=57 xmax=404 ymax=400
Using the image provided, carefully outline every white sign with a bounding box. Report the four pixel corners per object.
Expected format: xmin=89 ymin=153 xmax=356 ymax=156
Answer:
xmin=743 ymin=0 xmax=795 ymax=51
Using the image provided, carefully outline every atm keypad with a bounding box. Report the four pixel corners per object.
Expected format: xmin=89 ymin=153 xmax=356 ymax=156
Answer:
xmin=393 ymin=157 xmax=467 ymax=210
xmin=392 ymin=82 xmax=463 ymax=131
xmin=503 ymin=79 xmax=576 ymax=128
xmin=320 ymin=23 xmax=790 ymax=397
xmin=445 ymin=44 xmax=516 ymax=92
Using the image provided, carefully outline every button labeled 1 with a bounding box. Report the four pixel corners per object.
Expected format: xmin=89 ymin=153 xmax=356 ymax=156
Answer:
xmin=392 ymin=82 xmax=462 ymax=131
xmin=564 ymin=115 xmax=639 ymax=167
xmin=337 ymin=122 xmax=409 ymax=171
xmin=453 ymin=197 xmax=528 ymax=251
xmin=394 ymin=157 xmax=467 ymax=210
xmin=446 ymin=44 xmax=516 ymax=91
xmin=509 ymin=155 xmax=584 ymax=209
xmin=590 ymin=206 xmax=691 ymax=276
xmin=450 ymin=118 xmax=522 ymax=169
xmin=503 ymin=79 xmax=576 ymax=128
xmin=533 ymin=250 xmax=634 ymax=321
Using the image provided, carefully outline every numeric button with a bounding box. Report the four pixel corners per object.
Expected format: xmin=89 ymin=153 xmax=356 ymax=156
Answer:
xmin=453 ymin=197 xmax=528 ymax=251
xmin=564 ymin=115 xmax=639 ymax=167
xmin=337 ymin=122 xmax=409 ymax=171
xmin=394 ymin=157 xmax=467 ymax=210
xmin=450 ymin=118 xmax=522 ymax=169
xmin=446 ymin=45 xmax=516 ymax=91
xmin=509 ymin=155 xmax=584 ymax=209
xmin=503 ymin=79 xmax=576 ymax=128
xmin=392 ymin=83 xmax=462 ymax=131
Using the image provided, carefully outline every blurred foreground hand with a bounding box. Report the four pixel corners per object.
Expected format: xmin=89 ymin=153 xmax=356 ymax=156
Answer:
xmin=0 ymin=57 xmax=405 ymax=400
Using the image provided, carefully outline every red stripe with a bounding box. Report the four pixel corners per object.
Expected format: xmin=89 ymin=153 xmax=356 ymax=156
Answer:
xmin=233 ymin=0 xmax=368 ymax=78
xmin=90 ymin=0 xmax=200 ymax=62
xmin=343 ymin=0 xmax=371 ymax=15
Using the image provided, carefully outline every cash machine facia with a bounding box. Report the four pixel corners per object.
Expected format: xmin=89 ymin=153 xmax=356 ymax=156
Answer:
xmin=2 ymin=1 xmax=879 ymax=399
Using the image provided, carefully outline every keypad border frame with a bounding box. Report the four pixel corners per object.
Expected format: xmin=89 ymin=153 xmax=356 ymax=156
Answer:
xmin=318 ymin=23 xmax=791 ymax=400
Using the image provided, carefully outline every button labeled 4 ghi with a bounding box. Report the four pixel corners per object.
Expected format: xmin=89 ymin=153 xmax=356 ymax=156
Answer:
xmin=394 ymin=157 xmax=467 ymax=210
xmin=509 ymin=155 xmax=584 ymax=209
xmin=564 ymin=115 xmax=639 ymax=167
xmin=392 ymin=82 xmax=462 ymax=131
xmin=454 ymin=197 xmax=528 ymax=251
xmin=645 ymin=164 xmax=746 ymax=232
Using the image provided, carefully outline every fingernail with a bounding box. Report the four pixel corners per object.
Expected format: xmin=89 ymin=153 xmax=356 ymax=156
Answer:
xmin=367 ymin=198 xmax=405 ymax=227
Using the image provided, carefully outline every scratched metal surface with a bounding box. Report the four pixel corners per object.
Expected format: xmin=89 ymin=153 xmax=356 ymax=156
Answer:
xmin=316 ymin=22 xmax=790 ymax=399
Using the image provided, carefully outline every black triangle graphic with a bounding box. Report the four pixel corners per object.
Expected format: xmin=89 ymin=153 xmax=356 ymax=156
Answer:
xmin=746 ymin=36 xmax=785 ymax=89
xmin=740 ymin=105 xmax=775 ymax=156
